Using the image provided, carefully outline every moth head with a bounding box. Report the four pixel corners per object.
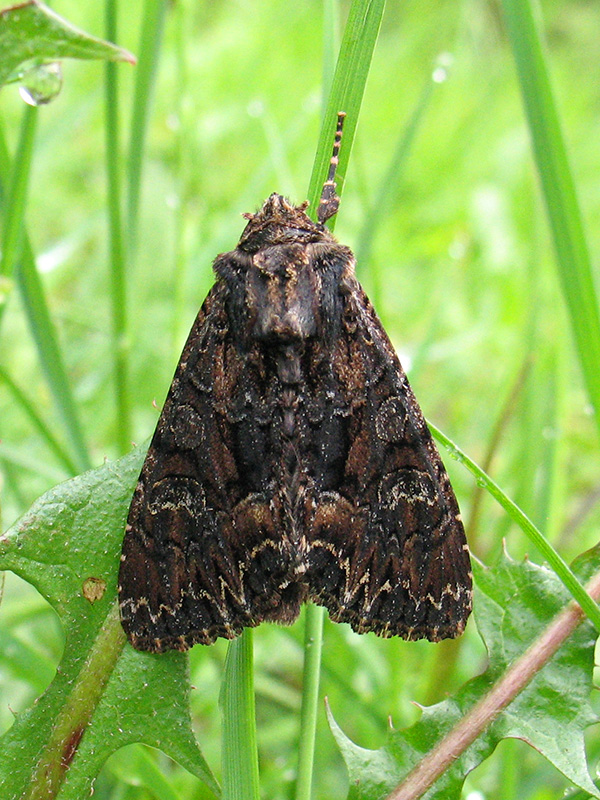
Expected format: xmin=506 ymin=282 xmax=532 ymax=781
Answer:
xmin=238 ymin=193 xmax=334 ymax=252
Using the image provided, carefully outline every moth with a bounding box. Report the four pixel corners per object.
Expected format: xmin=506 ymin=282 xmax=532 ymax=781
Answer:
xmin=119 ymin=113 xmax=472 ymax=652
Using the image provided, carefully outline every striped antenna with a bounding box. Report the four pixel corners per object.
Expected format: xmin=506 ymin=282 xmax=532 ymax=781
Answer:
xmin=317 ymin=111 xmax=346 ymax=225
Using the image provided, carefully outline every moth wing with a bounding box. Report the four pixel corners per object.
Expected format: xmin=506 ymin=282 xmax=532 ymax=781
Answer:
xmin=305 ymin=283 xmax=472 ymax=641
xmin=118 ymin=283 xmax=296 ymax=652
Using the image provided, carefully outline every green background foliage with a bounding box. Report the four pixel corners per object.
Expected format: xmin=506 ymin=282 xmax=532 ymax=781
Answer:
xmin=1 ymin=1 xmax=600 ymax=798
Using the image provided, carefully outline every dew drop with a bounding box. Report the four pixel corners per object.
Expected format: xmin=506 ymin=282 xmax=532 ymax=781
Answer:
xmin=18 ymin=62 xmax=63 ymax=107
xmin=444 ymin=445 xmax=461 ymax=461
xmin=432 ymin=52 xmax=454 ymax=84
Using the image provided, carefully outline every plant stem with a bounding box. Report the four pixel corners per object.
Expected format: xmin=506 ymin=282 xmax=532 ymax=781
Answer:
xmin=430 ymin=422 xmax=600 ymax=633
xmin=296 ymin=4 xmax=387 ymax=797
xmin=127 ymin=0 xmax=166 ymax=259
xmin=221 ymin=630 xmax=260 ymax=800
xmin=386 ymin=568 xmax=600 ymax=800
xmin=0 ymin=119 xmax=91 ymax=473
xmin=24 ymin=604 xmax=126 ymax=800
xmin=0 ymin=104 xmax=37 ymax=330
xmin=501 ymin=0 xmax=600 ymax=439
xmin=105 ymin=0 xmax=131 ymax=454
xmin=295 ymin=604 xmax=325 ymax=800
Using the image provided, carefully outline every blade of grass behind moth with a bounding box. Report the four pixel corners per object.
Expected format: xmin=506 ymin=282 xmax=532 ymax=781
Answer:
xmin=354 ymin=67 xmax=436 ymax=303
xmin=321 ymin=0 xmax=340 ymax=107
xmin=465 ymin=353 xmax=533 ymax=555
xmin=105 ymin=0 xmax=131 ymax=455
xmin=430 ymin=421 xmax=600 ymax=633
xmin=0 ymin=105 xmax=37 ymax=331
xmin=532 ymin=344 xmax=568 ymax=543
xmin=170 ymin=0 xmax=189 ymax=359
xmin=220 ymin=630 xmax=260 ymax=800
xmin=294 ymin=602 xmax=325 ymax=800
xmin=0 ymin=366 xmax=78 ymax=476
xmin=306 ymin=0 xmax=387 ymax=228
xmin=126 ymin=0 xmax=166 ymax=260
xmin=297 ymin=3 xmax=386 ymax=799
xmin=0 ymin=119 xmax=91 ymax=474
xmin=501 ymin=0 xmax=600 ymax=439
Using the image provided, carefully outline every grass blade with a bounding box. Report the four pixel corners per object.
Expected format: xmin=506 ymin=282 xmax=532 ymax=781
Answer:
xmin=0 ymin=104 xmax=37 ymax=330
xmin=0 ymin=366 xmax=78 ymax=475
xmin=294 ymin=603 xmax=325 ymax=800
xmin=306 ymin=0 xmax=387 ymax=225
xmin=127 ymin=0 xmax=166 ymax=257
xmin=104 ymin=0 xmax=131 ymax=455
xmin=430 ymin=421 xmax=600 ymax=633
xmin=220 ymin=630 xmax=260 ymax=800
xmin=501 ymin=0 xmax=600 ymax=438
xmin=0 ymin=120 xmax=91 ymax=473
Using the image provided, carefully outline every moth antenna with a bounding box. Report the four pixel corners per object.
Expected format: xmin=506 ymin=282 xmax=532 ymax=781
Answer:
xmin=317 ymin=111 xmax=346 ymax=225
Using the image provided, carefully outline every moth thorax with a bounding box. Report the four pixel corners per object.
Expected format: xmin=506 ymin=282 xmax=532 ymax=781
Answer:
xmin=248 ymin=258 xmax=320 ymax=343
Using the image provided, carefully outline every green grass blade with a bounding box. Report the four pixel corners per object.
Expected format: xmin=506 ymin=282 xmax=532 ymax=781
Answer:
xmin=0 ymin=120 xmax=91 ymax=474
xmin=169 ymin=0 xmax=190 ymax=358
xmin=220 ymin=630 xmax=260 ymax=800
xmin=501 ymin=0 xmax=600 ymax=438
xmin=104 ymin=0 xmax=131 ymax=455
xmin=0 ymin=366 xmax=78 ymax=475
xmin=306 ymin=0 xmax=387 ymax=226
xmin=0 ymin=104 xmax=37 ymax=330
xmin=294 ymin=603 xmax=325 ymax=800
xmin=127 ymin=0 xmax=166 ymax=257
xmin=354 ymin=69 xmax=437 ymax=305
xmin=430 ymin=421 xmax=600 ymax=633
xmin=14 ymin=236 xmax=92 ymax=473
xmin=321 ymin=0 xmax=340 ymax=105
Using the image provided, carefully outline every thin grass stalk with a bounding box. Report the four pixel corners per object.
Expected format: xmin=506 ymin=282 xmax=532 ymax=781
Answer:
xmin=306 ymin=0 xmax=387 ymax=223
xmin=294 ymin=603 xmax=325 ymax=800
xmin=105 ymin=0 xmax=131 ymax=455
xmin=501 ymin=0 xmax=600 ymax=439
xmin=0 ymin=366 xmax=77 ymax=475
xmin=465 ymin=355 xmax=533 ymax=554
xmin=0 ymin=121 xmax=91 ymax=473
xmin=127 ymin=0 xmax=166 ymax=259
xmin=354 ymin=71 xmax=434 ymax=291
xmin=429 ymin=422 xmax=600 ymax=632
xmin=0 ymin=105 xmax=37 ymax=330
xmin=170 ymin=0 xmax=190 ymax=358
xmin=221 ymin=630 xmax=260 ymax=800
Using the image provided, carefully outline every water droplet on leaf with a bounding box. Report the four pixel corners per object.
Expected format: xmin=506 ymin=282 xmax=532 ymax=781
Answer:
xmin=19 ymin=62 xmax=63 ymax=107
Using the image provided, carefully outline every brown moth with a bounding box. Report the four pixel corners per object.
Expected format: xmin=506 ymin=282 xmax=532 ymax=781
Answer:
xmin=119 ymin=114 xmax=472 ymax=652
